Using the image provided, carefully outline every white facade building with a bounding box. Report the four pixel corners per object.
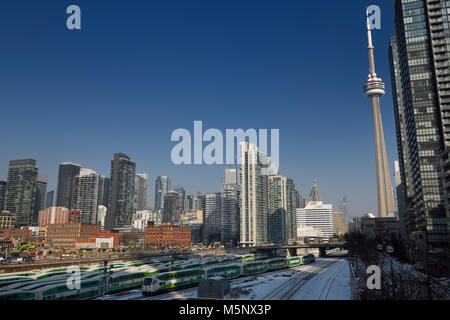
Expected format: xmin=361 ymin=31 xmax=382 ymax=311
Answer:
xmin=296 ymin=201 xmax=334 ymax=241
xmin=97 ymin=205 xmax=107 ymax=231
xmin=239 ymin=142 xmax=271 ymax=246
xmin=132 ymin=209 xmax=162 ymax=230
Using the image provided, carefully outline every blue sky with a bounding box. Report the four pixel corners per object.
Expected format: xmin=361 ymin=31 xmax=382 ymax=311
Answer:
xmin=0 ymin=0 xmax=397 ymax=217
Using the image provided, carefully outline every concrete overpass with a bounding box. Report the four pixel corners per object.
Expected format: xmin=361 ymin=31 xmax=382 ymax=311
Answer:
xmin=252 ymin=243 xmax=345 ymax=258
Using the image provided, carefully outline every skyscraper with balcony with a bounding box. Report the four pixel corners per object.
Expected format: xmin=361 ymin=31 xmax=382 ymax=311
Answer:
xmin=268 ymin=175 xmax=288 ymax=244
xmin=134 ymin=173 xmax=148 ymax=211
xmin=391 ymin=0 xmax=450 ymax=245
xmin=239 ymin=142 xmax=270 ymax=246
xmin=71 ymin=168 xmax=100 ymax=224
xmin=105 ymin=153 xmax=136 ymax=230
xmin=155 ymin=176 xmax=171 ymax=211
xmin=4 ymin=159 xmax=38 ymax=226
xmin=286 ymin=178 xmax=298 ymax=241
xmin=56 ymin=162 xmax=81 ymax=209
xmin=221 ymin=183 xmax=240 ymax=246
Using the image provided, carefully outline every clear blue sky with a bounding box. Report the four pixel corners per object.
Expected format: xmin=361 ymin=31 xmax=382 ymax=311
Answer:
xmin=0 ymin=0 xmax=397 ymax=217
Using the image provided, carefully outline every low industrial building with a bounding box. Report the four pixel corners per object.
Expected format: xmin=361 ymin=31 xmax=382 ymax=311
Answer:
xmin=145 ymin=222 xmax=191 ymax=249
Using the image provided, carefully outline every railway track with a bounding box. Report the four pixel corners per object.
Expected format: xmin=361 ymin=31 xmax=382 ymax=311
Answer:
xmin=263 ymin=258 xmax=343 ymax=300
xmin=98 ymin=260 xmax=328 ymax=300
xmin=318 ymin=261 xmax=348 ymax=300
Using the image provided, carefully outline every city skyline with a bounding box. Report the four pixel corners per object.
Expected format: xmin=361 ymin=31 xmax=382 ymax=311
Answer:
xmin=0 ymin=1 xmax=398 ymax=218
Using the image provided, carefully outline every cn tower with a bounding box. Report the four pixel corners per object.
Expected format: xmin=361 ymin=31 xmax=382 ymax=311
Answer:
xmin=363 ymin=8 xmax=395 ymax=217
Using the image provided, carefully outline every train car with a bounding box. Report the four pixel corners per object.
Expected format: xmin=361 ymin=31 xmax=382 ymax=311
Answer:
xmin=301 ymin=254 xmax=315 ymax=264
xmin=242 ymin=254 xmax=257 ymax=262
xmin=142 ymin=269 xmax=205 ymax=295
xmin=0 ymin=277 xmax=34 ymax=289
xmin=35 ymin=277 xmax=103 ymax=300
xmin=287 ymin=257 xmax=301 ymax=267
xmin=255 ymin=253 xmax=269 ymax=260
xmin=0 ymin=289 xmax=35 ymax=301
xmin=0 ymin=272 xmax=35 ymax=278
xmin=107 ymin=271 xmax=149 ymax=292
xmin=180 ymin=263 xmax=203 ymax=270
xmin=240 ymin=261 xmax=268 ymax=276
xmin=0 ymin=279 xmax=36 ymax=291
xmin=267 ymin=258 xmax=288 ymax=271
xmin=204 ymin=264 xmax=242 ymax=279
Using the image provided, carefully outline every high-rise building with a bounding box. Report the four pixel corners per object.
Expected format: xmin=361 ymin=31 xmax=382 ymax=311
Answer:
xmin=391 ymin=0 xmax=450 ymax=245
xmin=97 ymin=175 xmax=110 ymax=208
xmin=224 ymin=168 xmax=238 ymax=184
xmin=132 ymin=209 xmax=162 ymax=230
xmin=286 ymin=178 xmax=298 ymax=241
xmin=71 ymin=168 xmax=100 ymax=224
xmin=33 ymin=175 xmax=48 ymax=224
xmin=0 ymin=181 xmax=7 ymax=212
xmin=173 ymin=186 xmax=186 ymax=213
xmin=56 ymin=162 xmax=81 ymax=209
xmin=105 ymin=153 xmax=136 ymax=230
xmin=295 ymin=190 xmax=305 ymax=209
xmin=296 ymin=201 xmax=334 ymax=241
xmin=203 ymin=192 xmax=222 ymax=243
xmin=162 ymin=190 xmax=181 ymax=223
xmin=154 ymin=176 xmax=171 ymax=210
xmin=221 ymin=182 xmax=240 ymax=246
xmin=187 ymin=192 xmax=205 ymax=211
xmin=389 ymin=36 xmax=416 ymax=241
xmin=4 ymin=159 xmax=38 ymax=226
xmin=239 ymin=142 xmax=270 ymax=246
xmin=268 ymin=175 xmax=288 ymax=244
xmin=134 ymin=173 xmax=148 ymax=211
xmin=339 ymin=196 xmax=350 ymax=224
xmin=333 ymin=211 xmax=349 ymax=237
xmin=45 ymin=190 xmax=54 ymax=209
xmin=364 ymin=8 xmax=396 ymax=218
xmin=97 ymin=205 xmax=107 ymax=231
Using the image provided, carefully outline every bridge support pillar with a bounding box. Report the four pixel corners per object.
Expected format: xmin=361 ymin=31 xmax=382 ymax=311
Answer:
xmin=319 ymin=247 xmax=327 ymax=258
xmin=287 ymin=248 xmax=297 ymax=257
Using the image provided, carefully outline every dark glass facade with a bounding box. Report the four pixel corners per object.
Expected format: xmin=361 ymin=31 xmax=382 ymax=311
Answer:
xmin=392 ymin=0 xmax=450 ymax=245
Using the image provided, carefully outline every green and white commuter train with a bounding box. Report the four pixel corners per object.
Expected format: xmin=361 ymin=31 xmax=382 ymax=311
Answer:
xmin=0 ymin=252 xmax=318 ymax=300
xmin=142 ymin=254 xmax=316 ymax=295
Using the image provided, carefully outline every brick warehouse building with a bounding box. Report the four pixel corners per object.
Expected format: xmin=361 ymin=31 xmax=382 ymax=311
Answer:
xmin=145 ymin=222 xmax=191 ymax=249
xmin=45 ymin=222 xmax=119 ymax=249
xmin=38 ymin=206 xmax=72 ymax=227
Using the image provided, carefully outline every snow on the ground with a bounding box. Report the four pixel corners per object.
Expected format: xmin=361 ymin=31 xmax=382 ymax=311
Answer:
xmin=98 ymin=257 xmax=353 ymax=300
xmin=290 ymin=258 xmax=350 ymax=300
xmin=221 ymin=258 xmax=350 ymax=300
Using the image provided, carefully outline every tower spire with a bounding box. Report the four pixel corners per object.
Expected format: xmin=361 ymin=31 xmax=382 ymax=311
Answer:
xmin=363 ymin=8 xmax=396 ymax=218
xmin=366 ymin=7 xmax=377 ymax=78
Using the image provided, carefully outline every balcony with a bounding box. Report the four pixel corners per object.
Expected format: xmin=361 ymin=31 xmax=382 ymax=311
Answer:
xmin=428 ymin=10 xmax=442 ymax=17
xmin=432 ymin=32 xmax=446 ymax=39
